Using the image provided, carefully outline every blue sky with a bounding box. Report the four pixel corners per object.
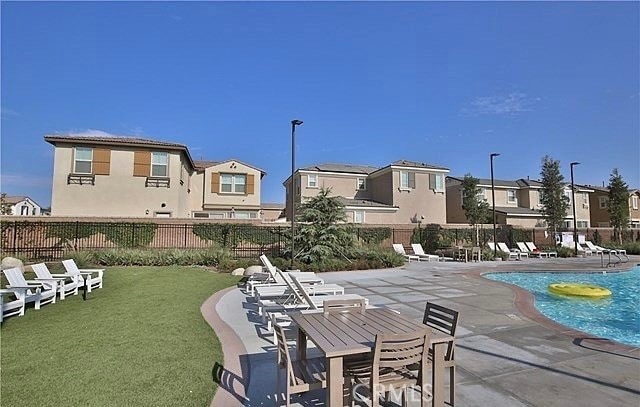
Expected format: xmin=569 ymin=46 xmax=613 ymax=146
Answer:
xmin=1 ymin=1 xmax=638 ymax=208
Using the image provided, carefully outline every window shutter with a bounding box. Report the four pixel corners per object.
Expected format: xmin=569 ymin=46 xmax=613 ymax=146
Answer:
xmin=408 ymin=172 xmax=416 ymax=189
xmin=92 ymin=148 xmax=111 ymax=175
xmin=133 ymin=151 xmax=151 ymax=177
xmin=211 ymin=172 xmax=220 ymax=193
xmin=246 ymin=174 xmax=255 ymax=195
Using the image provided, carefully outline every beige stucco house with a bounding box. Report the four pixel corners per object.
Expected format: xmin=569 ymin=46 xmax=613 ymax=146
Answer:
xmin=45 ymin=134 xmax=265 ymax=219
xmin=283 ymin=160 xmax=449 ymax=225
xmin=588 ymin=186 xmax=640 ymax=228
xmin=446 ymin=176 xmax=593 ymax=228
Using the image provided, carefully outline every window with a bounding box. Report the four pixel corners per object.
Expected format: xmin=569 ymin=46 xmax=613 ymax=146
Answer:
xmin=563 ymin=220 xmax=572 ymax=228
xmin=582 ymin=193 xmax=589 ymax=205
xmin=151 ymin=152 xmax=168 ymax=177
xmin=154 ymin=212 xmax=171 ymax=218
xmin=307 ymin=174 xmax=318 ymax=188
xmin=632 ymin=195 xmax=639 ymax=210
xmin=220 ymin=173 xmax=246 ymax=193
xmin=400 ymin=171 xmax=415 ymax=189
xmin=599 ymin=196 xmax=609 ymax=209
xmin=20 ymin=205 xmax=29 ymax=215
xmin=429 ymin=174 xmax=444 ymax=192
xmin=507 ymin=190 xmax=517 ymax=203
xmin=354 ymin=210 xmax=364 ymax=223
xmin=576 ymin=221 xmax=589 ymax=228
xmin=357 ymin=178 xmax=366 ymax=190
xmin=74 ymin=147 xmax=93 ymax=174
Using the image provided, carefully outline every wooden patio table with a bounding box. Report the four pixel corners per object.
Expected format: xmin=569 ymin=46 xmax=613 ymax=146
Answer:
xmin=292 ymin=308 xmax=454 ymax=407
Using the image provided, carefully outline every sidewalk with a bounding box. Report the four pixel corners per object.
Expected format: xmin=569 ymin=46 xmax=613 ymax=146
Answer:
xmin=206 ymin=258 xmax=640 ymax=406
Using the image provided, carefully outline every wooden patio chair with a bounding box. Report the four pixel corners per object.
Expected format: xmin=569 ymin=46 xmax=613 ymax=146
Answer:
xmin=274 ymin=324 xmax=326 ymax=406
xmin=345 ymin=330 xmax=431 ymax=407
xmin=423 ymin=302 xmax=459 ymax=406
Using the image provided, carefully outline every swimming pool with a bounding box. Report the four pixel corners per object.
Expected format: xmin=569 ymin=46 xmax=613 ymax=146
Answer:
xmin=485 ymin=266 xmax=640 ymax=347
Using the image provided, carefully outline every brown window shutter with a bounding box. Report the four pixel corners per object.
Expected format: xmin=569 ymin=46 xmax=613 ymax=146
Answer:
xmin=92 ymin=148 xmax=111 ymax=175
xmin=246 ymin=174 xmax=255 ymax=195
xmin=133 ymin=151 xmax=151 ymax=177
xmin=408 ymin=172 xmax=416 ymax=189
xmin=211 ymin=172 xmax=220 ymax=193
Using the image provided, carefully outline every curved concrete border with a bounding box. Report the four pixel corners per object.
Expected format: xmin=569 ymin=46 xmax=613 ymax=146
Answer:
xmin=201 ymin=286 xmax=249 ymax=407
xmin=466 ymin=265 xmax=640 ymax=354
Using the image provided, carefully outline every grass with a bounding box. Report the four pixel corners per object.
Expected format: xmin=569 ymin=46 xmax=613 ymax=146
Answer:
xmin=0 ymin=266 xmax=240 ymax=407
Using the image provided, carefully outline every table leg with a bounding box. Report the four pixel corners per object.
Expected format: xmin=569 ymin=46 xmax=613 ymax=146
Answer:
xmin=296 ymin=326 xmax=307 ymax=361
xmin=432 ymin=342 xmax=446 ymax=407
xmin=327 ymin=356 xmax=344 ymax=407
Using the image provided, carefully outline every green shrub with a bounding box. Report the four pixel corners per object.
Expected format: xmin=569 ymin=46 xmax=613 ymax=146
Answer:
xmin=356 ymin=227 xmax=391 ymax=244
xmin=82 ymin=247 xmax=234 ymax=267
xmin=619 ymin=242 xmax=640 ymax=255
xmin=553 ymin=245 xmax=575 ymax=258
xmin=268 ymin=247 xmax=404 ymax=272
xmin=66 ymin=251 xmax=96 ymax=268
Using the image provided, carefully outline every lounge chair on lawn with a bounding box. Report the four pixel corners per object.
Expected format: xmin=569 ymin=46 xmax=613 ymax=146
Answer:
xmin=392 ymin=244 xmax=420 ymax=262
xmin=410 ymin=243 xmax=442 ymax=262
xmin=31 ymin=263 xmax=80 ymax=300
xmin=561 ymin=242 xmax=592 ymax=256
xmin=525 ymin=242 xmax=557 ymax=257
xmin=62 ymin=259 xmax=104 ymax=293
xmin=1 ymin=288 xmax=27 ymax=323
xmin=516 ymin=242 xmax=545 ymax=258
xmin=3 ymin=267 xmax=57 ymax=310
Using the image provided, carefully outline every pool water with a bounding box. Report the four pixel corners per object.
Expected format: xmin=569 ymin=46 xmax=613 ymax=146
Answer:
xmin=485 ymin=266 xmax=640 ymax=347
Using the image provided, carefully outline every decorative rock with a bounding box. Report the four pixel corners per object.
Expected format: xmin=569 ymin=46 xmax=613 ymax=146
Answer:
xmin=1 ymin=257 xmax=24 ymax=271
xmin=231 ymin=267 xmax=245 ymax=276
xmin=244 ymin=265 xmax=264 ymax=276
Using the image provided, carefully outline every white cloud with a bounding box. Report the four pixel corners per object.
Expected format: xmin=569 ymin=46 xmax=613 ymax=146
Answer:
xmin=462 ymin=92 xmax=540 ymax=116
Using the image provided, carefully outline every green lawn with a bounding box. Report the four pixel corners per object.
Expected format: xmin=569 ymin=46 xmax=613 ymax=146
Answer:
xmin=1 ymin=266 xmax=239 ymax=407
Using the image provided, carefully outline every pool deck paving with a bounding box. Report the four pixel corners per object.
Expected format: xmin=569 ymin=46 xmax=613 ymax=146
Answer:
xmin=205 ymin=256 xmax=640 ymax=406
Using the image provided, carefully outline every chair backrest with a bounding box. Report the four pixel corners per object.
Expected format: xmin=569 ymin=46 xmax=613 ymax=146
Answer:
xmin=584 ymin=241 xmax=598 ymax=251
xmin=525 ymin=242 xmax=537 ymax=251
xmin=259 ymin=255 xmax=278 ymax=278
xmin=411 ymin=243 xmax=426 ymax=256
xmin=423 ymin=302 xmax=459 ymax=361
xmin=2 ymin=268 xmax=35 ymax=297
xmin=31 ymin=263 xmax=53 ymax=280
xmin=515 ymin=242 xmax=529 ymax=253
xmin=323 ymin=298 xmax=366 ymax=315
xmin=289 ymin=275 xmax=319 ymax=310
xmin=392 ymin=244 xmax=406 ymax=255
xmin=372 ymin=331 xmax=429 ymax=384
xmin=487 ymin=242 xmax=496 ymax=251
xmin=62 ymin=259 xmax=81 ymax=275
xmin=497 ymin=242 xmax=512 ymax=253
xmin=274 ymin=324 xmax=296 ymax=385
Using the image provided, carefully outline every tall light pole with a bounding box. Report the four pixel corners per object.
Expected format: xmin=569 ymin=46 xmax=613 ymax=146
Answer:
xmin=570 ymin=162 xmax=580 ymax=255
xmin=490 ymin=153 xmax=500 ymax=259
xmin=290 ymin=119 xmax=303 ymax=270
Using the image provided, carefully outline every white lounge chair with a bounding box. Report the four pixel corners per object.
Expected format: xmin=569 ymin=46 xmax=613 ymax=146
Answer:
xmin=561 ymin=241 xmax=592 ymax=256
xmin=410 ymin=244 xmax=441 ymax=262
xmin=246 ymin=255 xmax=323 ymax=295
xmin=31 ymin=263 xmax=80 ymax=300
xmin=498 ymin=242 xmax=528 ymax=259
xmin=487 ymin=242 xmax=518 ymax=260
xmin=392 ymin=244 xmax=420 ymax=262
xmin=254 ymin=269 xmax=344 ymax=301
xmin=525 ymin=242 xmax=557 ymax=257
xmin=62 ymin=259 xmax=104 ymax=293
xmin=584 ymin=241 xmax=627 ymax=256
xmin=0 ymin=288 xmax=27 ymax=322
xmin=3 ymin=267 xmax=57 ymax=310
xmin=516 ymin=242 xmax=545 ymax=258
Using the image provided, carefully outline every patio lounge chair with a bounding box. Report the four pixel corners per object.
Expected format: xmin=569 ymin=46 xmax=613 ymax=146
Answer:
xmin=1 ymin=288 xmax=27 ymax=323
xmin=498 ymin=242 xmax=528 ymax=259
xmin=516 ymin=242 xmax=545 ymax=258
xmin=488 ymin=242 xmax=518 ymax=260
xmin=62 ymin=259 xmax=104 ymax=293
xmin=3 ymin=267 xmax=57 ymax=310
xmin=246 ymin=255 xmax=323 ymax=295
xmin=561 ymin=241 xmax=592 ymax=256
xmin=410 ymin=243 xmax=442 ymax=262
xmin=274 ymin=324 xmax=326 ymax=406
xmin=584 ymin=241 xmax=627 ymax=256
xmin=254 ymin=270 xmax=344 ymax=301
xmin=392 ymin=244 xmax=420 ymax=262
xmin=345 ymin=330 xmax=431 ymax=407
xmin=31 ymin=263 xmax=80 ymax=300
xmin=525 ymin=242 xmax=557 ymax=257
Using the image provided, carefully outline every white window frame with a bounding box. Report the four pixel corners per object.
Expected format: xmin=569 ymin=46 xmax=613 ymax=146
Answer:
xmin=353 ymin=210 xmax=365 ymax=224
xmin=429 ymin=174 xmax=444 ymax=192
xmin=307 ymin=174 xmax=318 ymax=188
xmin=151 ymin=152 xmax=169 ymax=177
xmin=582 ymin=193 xmax=589 ymax=205
xmin=507 ymin=190 xmax=517 ymax=203
xmin=576 ymin=221 xmax=589 ymax=228
xmin=400 ymin=171 xmax=409 ymax=189
xmin=74 ymin=147 xmax=93 ymax=174
xmin=632 ymin=195 xmax=639 ymax=210
xmin=599 ymin=196 xmax=608 ymax=209
xmin=220 ymin=173 xmax=246 ymax=194
xmin=357 ymin=178 xmax=366 ymax=190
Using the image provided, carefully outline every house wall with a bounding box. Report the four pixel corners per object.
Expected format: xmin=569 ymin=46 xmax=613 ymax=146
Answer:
xmin=445 ymin=183 xmax=467 ymax=224
xmin=202 ymin=161 xmax=261 ymax=211
xmin=344 ymin=208 xmax=399 ymax=224
xmin=10 ymin=199 xmax=41 ymax=216
xmin=390 ymin=170 xmax=447 ymax=224
xmin=368 ymin=172 xmax=394 ymax=206
xmin=51 ymin=144 xmax=188 ymax=217
xmin=630 ymin=192 xmax=640 ymax=225
xmin=300 ymin=173 xmax=367 ymax=200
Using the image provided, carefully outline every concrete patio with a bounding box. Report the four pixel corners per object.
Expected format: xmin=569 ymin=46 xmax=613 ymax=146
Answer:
xmin=205 ymin=257 xmax=640 ymax=406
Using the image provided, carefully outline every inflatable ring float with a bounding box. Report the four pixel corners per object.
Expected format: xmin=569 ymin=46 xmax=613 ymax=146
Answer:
xmin=548 ymin=283 xmax=612 ymax=298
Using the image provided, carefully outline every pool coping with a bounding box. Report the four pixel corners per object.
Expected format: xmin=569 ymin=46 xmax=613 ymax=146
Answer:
xmin=466 ymin=262 xmax=640 ymax=354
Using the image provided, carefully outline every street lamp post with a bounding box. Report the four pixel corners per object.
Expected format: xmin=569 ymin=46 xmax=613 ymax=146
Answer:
xmin=570 ymin=162 xmax=580 ymax=256
xmin=490 ymin=153 xmax=500 ymax=259
xmin=290 ymin=119 xmax=303 ymax=270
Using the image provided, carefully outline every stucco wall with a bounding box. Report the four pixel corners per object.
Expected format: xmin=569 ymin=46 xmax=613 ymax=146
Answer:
xmin=390 ymin=170 xmax=447 ymax=224
xmin=203 ymin=161 xmax=261 ymax=210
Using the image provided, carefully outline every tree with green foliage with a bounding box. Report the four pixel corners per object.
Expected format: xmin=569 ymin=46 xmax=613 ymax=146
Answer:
xmin=607 ymin=168 xmax=630 ymax=245
xmin=539 ymin=156 xmax=570 ymax=240
xmin=294 ymin=187 xmax=354 ymax=263
xmin=0 ymin=193 xmax=12 ymax=215
xmin=461 ymin=174 xmax=490 ymax=245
